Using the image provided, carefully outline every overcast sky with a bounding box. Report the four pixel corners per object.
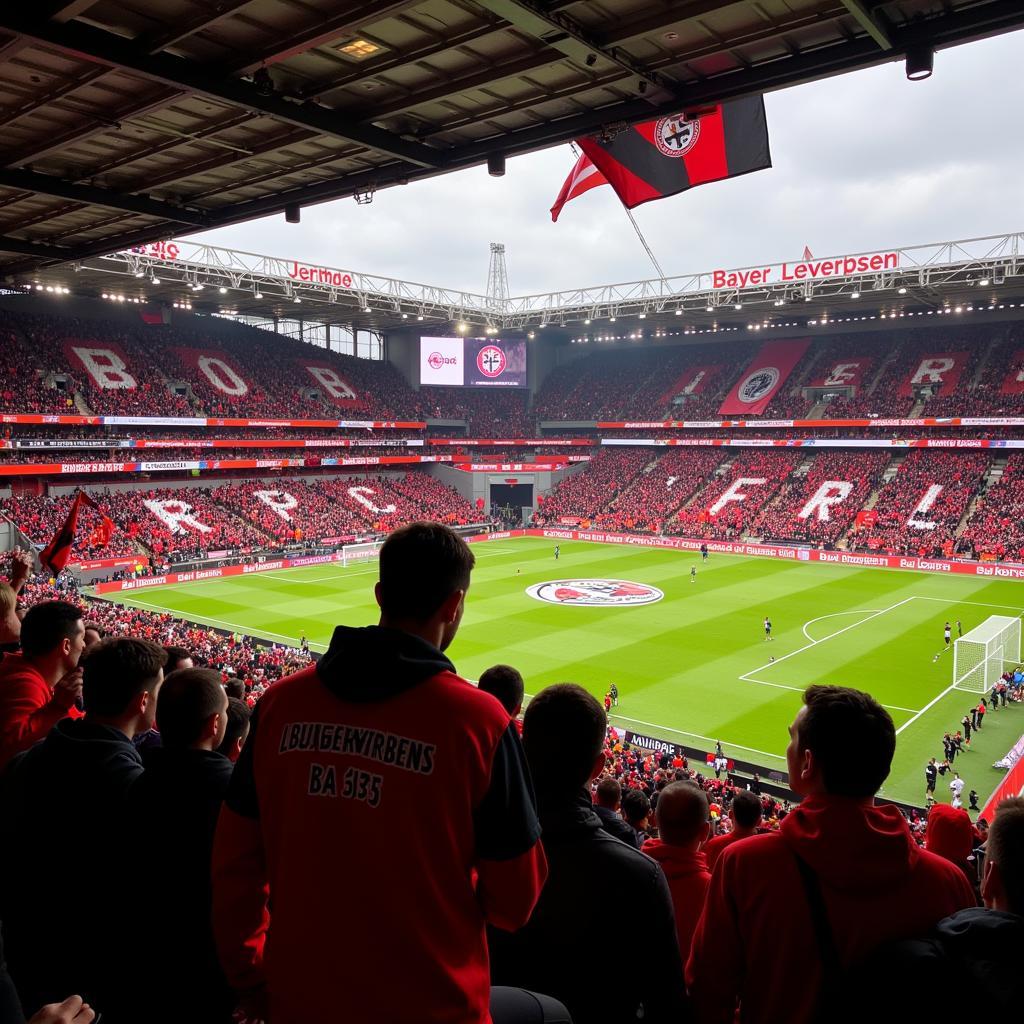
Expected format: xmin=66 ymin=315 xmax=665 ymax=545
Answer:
xmin=184 ymin=28 xmax=1024 ymax=297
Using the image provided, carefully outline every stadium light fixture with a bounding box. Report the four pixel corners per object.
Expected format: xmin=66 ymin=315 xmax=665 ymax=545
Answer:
xmin=254 ymin=290 xmax=263 ymax=299
xmin=416 ymin=315 xmax=424 ymax=321
xmin=538 ymin=323 xmax=547 ymax=328
xmin=638 ymin=312 xmax=646 ymax=319
xmin=584 ymin=318 xmax=591 ymax=324
xmin=674 ymin=308 xmax=682 ymax=315
xmin=898 ymin=286 xmax=907 ymax=295
xmin=293 ymin=296 xmax=301 ymax=304
xmin=219 ymin=286 xmax=227 ymax=294
xmin=527 ymin=331 xmax=535 ymax=339
xmin=457 ymin=322 xmax=468 ymax=332
xmin=705 ymin=305 xmax=714 ymax=313
xmin=609 ymin=317 xmax=616 ymax=322
xmin=905 ymin=44 xmax=933 ymax=81
xmin=851 ymin=290 xmax=860 ymax=299
xmin=734 ymin=303 xmax=742 ymax=311
xmin=979 ymin=278 xmax=990 ymax=287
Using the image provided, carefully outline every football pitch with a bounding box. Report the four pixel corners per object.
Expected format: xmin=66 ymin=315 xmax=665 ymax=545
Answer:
xmin=97 ymin=538 xmax=1024 ymax=808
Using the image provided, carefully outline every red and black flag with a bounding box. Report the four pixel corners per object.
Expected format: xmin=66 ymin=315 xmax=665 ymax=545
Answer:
xmin=569 ymin=95 xmax=771 ymax=213
xmin=39 ymin=490 xmax=114 ymax=574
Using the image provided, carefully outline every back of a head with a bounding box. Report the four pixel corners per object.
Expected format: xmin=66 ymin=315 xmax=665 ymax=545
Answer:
xmin=82 ymin=637 xmax=167 ymax=718
xmin=800 ymin=684 xmax=895 ymax=797
xmin=222 ymin=696 xmax=251 ymax=754
xmin=478 ymin=664 xmax=524 ymax=715
xmin=0 ymin=581 xmax=17 ymax=622
xmin=156 ymin=668 xmax=227 ymax=750
xmin=163 ymin=644 xmax=193 ymax=672
xmin=621 ymin=787 xmax=651 ymax=827
xmin=656 ymin=782 xmax=709 ymax=846
xmin=523 ymin=683 xmax=605 ymax=800
xmin=20 ymin=600 xmax=83 ymax=659
xmin=595 ymin=775 xmax=621 ymax=809
xmin=224 ymin=677 xmax=246 ymax=701
xmin=377 ymin=521 xmax=475 ymax=621
xmin=988 ymin=797 xmax=1024 ymax=915
xmin=731 ymin=789 xmax=763 ymax=829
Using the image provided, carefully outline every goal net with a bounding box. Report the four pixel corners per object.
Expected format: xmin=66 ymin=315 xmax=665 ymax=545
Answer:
xmin=340 ymin=540 xmax=382 ymax=568
xmin=953 ymin=615 xmax=1021 ymax=693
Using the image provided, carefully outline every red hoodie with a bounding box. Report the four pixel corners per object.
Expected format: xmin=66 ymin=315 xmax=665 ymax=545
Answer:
xmin=212 ymin=626 xmax=546 ymax=1024
xmin=641 ymin=838 xmax=711 ymax=963
xmin=0 ymin=654 xmax=81 ymax=772
xmin=686 ymin=796 xmax=977 ymax=1024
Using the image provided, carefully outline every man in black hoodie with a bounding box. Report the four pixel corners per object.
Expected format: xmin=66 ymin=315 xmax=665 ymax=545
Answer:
xmin=121 ymin=668 xmax=233 ymax=1024
xmin=863 ymin=795 xmax=1024 ymax=1017
xmin=489 ymin=683 xmax=690 ymax=1024
xmin=0 ymin=637 xmax=166 ymax=1017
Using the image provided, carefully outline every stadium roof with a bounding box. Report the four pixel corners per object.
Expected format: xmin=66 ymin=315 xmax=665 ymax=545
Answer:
xmin=1 ymin=0 xmax=1023 ymax=280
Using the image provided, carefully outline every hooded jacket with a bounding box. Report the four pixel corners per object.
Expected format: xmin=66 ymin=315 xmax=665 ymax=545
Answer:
xmin=686 ymin=796 xmax=977 ymax=1024
xmin=0 ymin=654 xmax=82 ymax=772
xmin=212 ymin=625 xmax=546 ymax=1024
xmin=0 ymin=718 xmax=143 ymax=1014
xmin=641 ymin=838 xmax=711 ymax=963
xmin=489 ymin=791 xmax=690 ymax=1024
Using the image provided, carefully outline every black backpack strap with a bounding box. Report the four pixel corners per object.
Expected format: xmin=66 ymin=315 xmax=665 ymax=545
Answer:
xmin=792 ymin=852 xmax=842 ymax=983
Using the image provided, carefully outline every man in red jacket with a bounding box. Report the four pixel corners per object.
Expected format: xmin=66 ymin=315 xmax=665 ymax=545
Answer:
xmin=687 ymin=685 xmax=977 ymax=1024
xmin=703 ymin=789 xmax=763 ymax=871
xmin=212 ymin=523 xmax=547 ymax=1024
xmin=642 ymin=782 xmax=712 ymax=964
xmin=0 ymin=600 xmax=85 ymax=772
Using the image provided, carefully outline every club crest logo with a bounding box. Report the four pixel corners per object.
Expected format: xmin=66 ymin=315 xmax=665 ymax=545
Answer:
xmin=654 ymin=115 xmax=701 ymax=157
xmin=526 ymin=579 xmax=664 ymax=607
xmin=737 ymin=367 xmax=780 ymax=404
xmin=476 ymin=345 xmax=507 ymax=378
xmin=428 ymin=351 xmax=446 ymax=370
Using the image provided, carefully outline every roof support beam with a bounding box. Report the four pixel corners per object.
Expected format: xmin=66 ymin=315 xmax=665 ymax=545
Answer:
xmin=839 ymin=0 xmax=893 ymax=50
xmin=472 ymin=0 xmax=673 ymax=100
xmin=0 ymin=169 xmax=210 ymax=225
xmin=0 ymin=13 xmax=445 ymax=168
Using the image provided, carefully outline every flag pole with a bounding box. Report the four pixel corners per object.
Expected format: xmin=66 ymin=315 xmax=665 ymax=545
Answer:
xmin=569 ymin=141 xmax=668 ymax=284
xmin=623 ymin=207 xmax=668 ymax=283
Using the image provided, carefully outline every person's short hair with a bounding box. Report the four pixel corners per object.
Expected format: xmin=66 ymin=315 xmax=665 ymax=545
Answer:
xmin=377 ymin=522 xmax=475 ymax=621
xmin=156 ymin=668 xmax=227 ymax=749
xmin=163 ymin=645 xmax=193 ymax=672
xmin=83 ymin=622 xmax=105 ymax=640
xmin=0 ymin=581 xmax=16 ymax=619
xmin=478 ymin=664 xmax=525 ymax=715
xmin=799 ymin=685 xmax=895 ymax=797
xmin=523 ymin=683 xmax=605 ymax=797
xmin=19 ymin=600 xmax=84 ymax=659
xmin=731 ymin=789 xmax=764 ymax=828
xmin=224 ymin=677 xmax=246 ymax=701
xmin=594 ymin=776 xmax=621 ymax=809
xmin=221 ymin=696 xmax=251 ymax=754
xmin=81 ymin=638 xmax=167 ymax=717
xmin=988 ymin=797 xmax=1024 ymax=915
xmin=621 ymin=788 xmax=651 ymax=826
xmin=656 ymin=782 xmax=709 ymax=845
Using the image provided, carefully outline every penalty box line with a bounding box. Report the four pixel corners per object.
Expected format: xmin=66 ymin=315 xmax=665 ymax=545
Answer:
xmin=738 ymin=597 xmax=920 ymax=715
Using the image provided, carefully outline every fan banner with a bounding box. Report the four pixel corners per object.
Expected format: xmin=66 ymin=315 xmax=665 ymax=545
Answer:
xmin=173 ymin=348 xmax=252 ymax=398
xmin=810 ymin=358 xmax=873 ymax=389
xmin=1000 ymin=348 xmax=1024 ymax=394
xmin=659 ymin=365 xmax=723 ymax=404
xmin=577 ymin=95 xmax=771 ymax=211
xmin=899 ymin=351 xmax=970 ymax=396
xmin=718 ymin=340 xmax=810 ymax=416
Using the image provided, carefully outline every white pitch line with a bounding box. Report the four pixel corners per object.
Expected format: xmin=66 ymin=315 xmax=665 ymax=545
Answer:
xmin=894 ymin=682 xmax=959 ymax=736
xmin=604 ymin=710 xmax=789 ymax=765
xmin=911 ymin=597 xmax=1024 ymax=612
xmin=740 ymin=596 xmax=917 ymax=681
xmin=741 ymin=674 xmax=918 ymax=714
xmin=802 ymin=609 xmax=881 ymax=643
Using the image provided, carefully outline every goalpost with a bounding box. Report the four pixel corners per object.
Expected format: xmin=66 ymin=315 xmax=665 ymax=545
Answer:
xmin=953 ymin=615 xmax=1021 ymax=693
xmin=340 ymin=540 xmax=382 ymax=568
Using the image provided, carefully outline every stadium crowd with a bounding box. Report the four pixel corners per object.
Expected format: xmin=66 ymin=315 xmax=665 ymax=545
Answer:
xmin=0 ymin=523 xmax=1020 ymax=1024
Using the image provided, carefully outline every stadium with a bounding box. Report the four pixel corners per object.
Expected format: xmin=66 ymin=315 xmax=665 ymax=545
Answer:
xmin=1 ymin=2 xmax=1023 ymax=1024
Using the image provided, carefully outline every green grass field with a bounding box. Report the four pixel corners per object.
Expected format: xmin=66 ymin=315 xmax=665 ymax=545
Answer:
xmin=96 ymin=538 xmax=1024 ymax=808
